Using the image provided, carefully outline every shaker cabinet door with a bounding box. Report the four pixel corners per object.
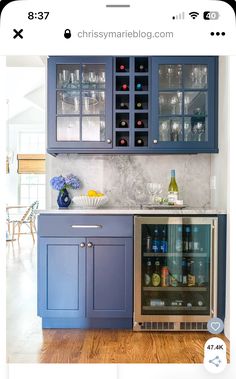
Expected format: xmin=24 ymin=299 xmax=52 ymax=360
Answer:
xmin=48 ymin=56 xmax=113 ymax=152
xmin=86 ymin=237 xmax=133 ymax=318
xmin=38 ymin=237 xmax=86 ymax=318
xmin=151 ymin=56 xmax=218 ymax=153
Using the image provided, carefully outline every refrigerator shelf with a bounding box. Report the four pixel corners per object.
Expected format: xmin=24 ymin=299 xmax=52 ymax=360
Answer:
xmin=142 ymin=286 xmax=208 ymax=292
xmin=142 ymin=306 xmax=208 ymax=311
xmin=143 ymin=252 xmax=208 ymax=258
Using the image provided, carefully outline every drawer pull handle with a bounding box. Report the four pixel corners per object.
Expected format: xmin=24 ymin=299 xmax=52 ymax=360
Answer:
xmin=71 ymin=225 xmax=102 ymax=229
xmin=87 ymin=242 xmax=93 ymax=248
xmin=80 ymin=243 xmax=85 ymax=248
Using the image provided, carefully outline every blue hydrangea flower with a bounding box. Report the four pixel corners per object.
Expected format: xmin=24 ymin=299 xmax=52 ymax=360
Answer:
xmin=65 ymin=174 xmax=80 ymax=189
xmin=50 ymin=175 xmax=66 ymax=191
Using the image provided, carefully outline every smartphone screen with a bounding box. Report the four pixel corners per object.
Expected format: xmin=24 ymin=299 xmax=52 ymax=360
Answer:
xmin=0 ymin=1 xmax=235 ymax=378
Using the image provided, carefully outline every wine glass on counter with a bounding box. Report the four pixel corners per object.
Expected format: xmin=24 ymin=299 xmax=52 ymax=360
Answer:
xmin=146 ymin=183 xmax=162 ymax=204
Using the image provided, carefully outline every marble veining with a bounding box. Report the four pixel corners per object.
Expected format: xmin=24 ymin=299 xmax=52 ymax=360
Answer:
xmin=48 ymin=154 xmax=211 ymax=208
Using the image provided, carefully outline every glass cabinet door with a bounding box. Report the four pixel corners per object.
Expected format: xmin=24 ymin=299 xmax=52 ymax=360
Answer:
xmin=151 ymin=57 xmax=217 ymax=152
xmin=48 ymin=57 xmax=112 ymax=149
xmin=135 ymin=217 xmax=217 ymax=320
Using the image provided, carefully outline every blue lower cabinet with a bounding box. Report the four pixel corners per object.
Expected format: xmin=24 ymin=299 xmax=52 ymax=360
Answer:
xmin=38 ymin=236 xmax=133 ymax=329
xmin=38 ymin=238 xmax=86 ymax=319
xmin=87 ymin=238 xmax=133 ymax=318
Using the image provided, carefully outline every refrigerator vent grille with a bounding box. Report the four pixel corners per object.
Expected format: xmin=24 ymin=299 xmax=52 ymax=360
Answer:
xmin=140 ymin=322 xmax=208 ymax=331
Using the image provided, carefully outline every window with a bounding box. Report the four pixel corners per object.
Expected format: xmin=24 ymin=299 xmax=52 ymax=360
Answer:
xmin=19 ymin=174 xmax=46 ymax=209
xmin=19 ymin=131 xmax=45 ymax=153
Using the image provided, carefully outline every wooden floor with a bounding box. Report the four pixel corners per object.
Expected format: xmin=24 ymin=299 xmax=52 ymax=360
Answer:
xmin=6 ymin=236 xmax=230 ymax=364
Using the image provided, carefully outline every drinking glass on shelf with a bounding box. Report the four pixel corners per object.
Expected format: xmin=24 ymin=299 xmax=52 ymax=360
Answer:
xmin=176 ymin=65 xmax=182 ymax=87
xmin=184 ymin=95 xmax=190 ymax=114
xmin=89 ymin=72 xmax=97 ymax=84
xmin=58 ymin=69 xmax=69 ymax=88
xmin=159 ymin=95 xmax=165 ymax=113
xmin=166 ymin=66 xmax=174 ymax=87
xmin=160 ymin=120 xmax=169 ymax=141
xmin=170 ymin=96 xmax=178 ymax=114
xmin=98 ymin=72 xmax=105 ymax=83
xmin=192 ymin=122 xmax=205 ymax=142
xmin=74 ymin=96 xmax=80 ymax=113
xmin=170 ymin=120 xmax=181 ymax=141
xmin=184 ymin=121 xmax=192 ymax=141
xmin=74 ymin=69 xmax=80 ymax=86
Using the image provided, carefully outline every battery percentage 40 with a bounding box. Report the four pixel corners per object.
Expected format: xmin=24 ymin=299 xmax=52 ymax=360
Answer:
xmin=204 ymin=11 xmax=220 ymax=20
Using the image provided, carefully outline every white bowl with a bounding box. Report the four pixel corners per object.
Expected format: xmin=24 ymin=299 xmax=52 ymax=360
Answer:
xmin=72 ymin=195 xmax=108 ymax=209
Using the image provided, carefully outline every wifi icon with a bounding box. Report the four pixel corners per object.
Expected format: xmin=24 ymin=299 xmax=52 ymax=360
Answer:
xmin=189 ymin=11 xmax=199 ymax=19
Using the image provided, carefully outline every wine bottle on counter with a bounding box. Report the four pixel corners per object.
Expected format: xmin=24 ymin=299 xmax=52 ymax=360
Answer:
xmin=136 ymin=120 xmax=145 ymax=128
xmin=136 ymin=102 xmax=143 ymax=109
xmin=118 ymin=137 xmax=128 ymax=146
xmin=118 ymin=120 xmax=129 ymax=128
xmin=135 ymin=138 xmax=144 ymax=146
xmin=167 ymin=169 xmax=179 ymax=205
xmin=120 ymin=83 xmax=129 ymax=91
xmin=119 ymin=102 xmax=128 ymax=109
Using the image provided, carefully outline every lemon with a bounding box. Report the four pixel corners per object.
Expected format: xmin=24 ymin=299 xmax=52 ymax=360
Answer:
xmin=97 ymin=193 xmax=104 ymax=197
xmin=87 ymin=190 xmax=98 ymax=197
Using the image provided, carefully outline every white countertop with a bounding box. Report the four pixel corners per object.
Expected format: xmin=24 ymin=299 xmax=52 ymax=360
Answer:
xmin=37 ymin=207 xmax=226 ymax=215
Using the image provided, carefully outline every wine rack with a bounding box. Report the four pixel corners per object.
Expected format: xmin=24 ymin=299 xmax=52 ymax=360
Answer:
xmin=114 ymin=57 xmax=150 ymax=149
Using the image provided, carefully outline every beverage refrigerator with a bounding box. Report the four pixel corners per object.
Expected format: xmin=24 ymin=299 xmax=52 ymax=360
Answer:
xmin=133 ymin=216 xmax=218 ymax=331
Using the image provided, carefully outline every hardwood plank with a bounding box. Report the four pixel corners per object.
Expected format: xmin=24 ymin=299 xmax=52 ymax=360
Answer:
xmin=7 ymin=236 xmax=230 ymax=364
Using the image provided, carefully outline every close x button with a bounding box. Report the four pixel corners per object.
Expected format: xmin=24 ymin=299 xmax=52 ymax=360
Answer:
xmin=13 ymin=29 xmax=23 ymax=39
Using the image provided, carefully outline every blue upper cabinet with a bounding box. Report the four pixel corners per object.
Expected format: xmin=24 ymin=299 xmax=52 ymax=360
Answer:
xmin=47 ymin=56 xmax=113 ymax=154
xmin=47 ymin=56 xmax=218 ymax=154
xmin=151 ymin=57 xmax=218 ymax=153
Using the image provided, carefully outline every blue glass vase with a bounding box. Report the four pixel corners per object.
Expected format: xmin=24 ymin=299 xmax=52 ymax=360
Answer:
xmin=57 ymin=189 xmax=71 ymax=208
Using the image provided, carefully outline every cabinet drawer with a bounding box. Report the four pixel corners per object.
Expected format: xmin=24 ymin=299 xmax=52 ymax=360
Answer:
xmin=37 ymin=214 xmax=133 ymax=237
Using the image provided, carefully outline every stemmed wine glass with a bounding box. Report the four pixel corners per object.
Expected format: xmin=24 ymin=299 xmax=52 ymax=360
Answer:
xmin=147 ymin=183 xmax=163 ymax=204
xmin=166 ymin=66 xmax=174 ymax=88
xmin=192 ymin=122 xmax=205 ymax=142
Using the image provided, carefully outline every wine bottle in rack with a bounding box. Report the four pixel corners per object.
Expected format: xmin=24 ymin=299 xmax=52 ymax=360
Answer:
xmin=136 ymin=83 xmax=143 ymax=91
xmin=119 ymin=102 xmax=128 ymax=109
xmin=136 ymin=102 xmax=143 ymax=109
xmin=119 ymin=64 xmax=127 ymax=72
xmin=118 ymin=137 xmax=128 ymax=146
xmin=120 ymin=83 xmax=129 ymax=91
xmin=135 ymin=138 xmax=144 ymax=146
xmin=118 ymin=120 xmax=129 ymax=128
xmin=136 ymin=120 xmax=145 ymax=128
xmin=137 ymin=64 xmax=146 ymax=72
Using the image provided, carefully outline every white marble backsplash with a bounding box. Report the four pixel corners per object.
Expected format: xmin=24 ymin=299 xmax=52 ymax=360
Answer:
xmin=47 ymin=154 xmax=211 ymax=208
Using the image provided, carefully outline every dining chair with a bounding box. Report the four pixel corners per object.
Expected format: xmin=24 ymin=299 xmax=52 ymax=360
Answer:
xmin=7 ymin=201 xmax=39 ymax=242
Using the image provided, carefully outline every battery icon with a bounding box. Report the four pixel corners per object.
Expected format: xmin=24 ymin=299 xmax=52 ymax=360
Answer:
xmin=203 ymin=11 xmax=220 ymax=20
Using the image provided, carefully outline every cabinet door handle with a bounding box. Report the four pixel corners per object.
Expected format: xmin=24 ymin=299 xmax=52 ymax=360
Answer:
xmin=71 ymin=225 xmax=102 ymax=229
xmin=107 ymin=139 xmax=112 ymax=144
xmin=87 ymin=242 xmax=93 ymax=248
xmin=153 ymin=139 xmax=158 ymax=144
xmin=80 ymin=242 xmax=85 ymax=248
